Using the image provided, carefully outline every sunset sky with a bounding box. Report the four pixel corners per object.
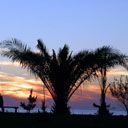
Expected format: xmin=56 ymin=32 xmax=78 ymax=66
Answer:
xmin=0 ymin=0 xmax=128 ymax=114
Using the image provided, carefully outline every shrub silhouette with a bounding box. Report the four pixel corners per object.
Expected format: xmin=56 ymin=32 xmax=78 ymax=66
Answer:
xmin=20 ymin=89 xmax=37 ymax=113
xmin=110 ymin=75 xmax=128 ymax=116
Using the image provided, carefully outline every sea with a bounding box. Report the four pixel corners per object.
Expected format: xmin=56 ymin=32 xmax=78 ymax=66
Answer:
xmin=70 ymin=109 xmax=127 ymax=116
xmin=2 ymin=107 xmax=127 ymax=116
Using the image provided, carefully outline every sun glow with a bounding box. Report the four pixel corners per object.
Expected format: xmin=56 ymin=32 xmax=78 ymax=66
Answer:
xmin=0 ymin=69 xmax=50 ymax=100
xmin=0 ymin=61 xmax=128 ymax=107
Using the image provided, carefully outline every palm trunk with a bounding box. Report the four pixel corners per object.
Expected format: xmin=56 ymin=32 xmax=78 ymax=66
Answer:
xmin=99 ymin=89 xmax=109 ymax=115
xmin=100 ymin=72 xmax=107 ymax=108
xmin=101 ymin=89 xmax=106 ymax=106
xmin=52 ymin=97 xmax=70 ymax=115
xmin=99 ymin=68 xmax=110 ymax=116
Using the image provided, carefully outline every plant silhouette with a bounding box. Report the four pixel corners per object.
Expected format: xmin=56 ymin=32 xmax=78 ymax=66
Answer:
xmin=1 ymin=38 xmax=97 ymax=115
xmin=0 ymin=93 xmax=4 ymax=112
xmin=41 ymin=99 xmax=47 ymax=113
xmin=93 ymin=46 xmax=128 ymax=116
xmin=41 ymin=84 xmax=47 ymax=113
xmin=20 ymin=89 xmax=37 ymax=113
xmin=110 ymin=75 xmax=128 ymax=116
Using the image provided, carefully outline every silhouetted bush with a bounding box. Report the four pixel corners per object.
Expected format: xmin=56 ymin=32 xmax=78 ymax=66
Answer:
xmin=20 ymin=89 xmax=37 ymax=112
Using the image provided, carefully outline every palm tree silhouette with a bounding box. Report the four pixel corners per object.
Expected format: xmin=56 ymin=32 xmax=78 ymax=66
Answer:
xmin=1 ymin=38 xmax=97 ymax=115
xmin=93 ymin=46 xmax=128 ymax=116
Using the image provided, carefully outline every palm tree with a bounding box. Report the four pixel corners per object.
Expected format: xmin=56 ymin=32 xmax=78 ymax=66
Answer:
xmin=93 ymin=46 xmax=128 ymax=116
xmin=1 ymin=38 xmax=97 ymax=115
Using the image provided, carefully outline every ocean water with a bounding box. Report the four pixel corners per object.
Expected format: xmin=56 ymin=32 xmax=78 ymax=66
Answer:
xmin=71 ymin=109 xmax=127 ymax=116
xmin=2 ymin=107 xmax=127 ymax=116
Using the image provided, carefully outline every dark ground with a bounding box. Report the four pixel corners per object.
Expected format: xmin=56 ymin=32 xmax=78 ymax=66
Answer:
xmin=0 ymin=112 xmax=127 ymax=128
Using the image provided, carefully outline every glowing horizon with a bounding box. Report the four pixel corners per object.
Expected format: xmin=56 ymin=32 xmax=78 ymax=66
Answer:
xmin=0 ymin=60 xmax=127 ymax=110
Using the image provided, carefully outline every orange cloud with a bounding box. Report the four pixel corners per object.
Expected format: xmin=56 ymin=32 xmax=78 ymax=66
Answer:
xmin=0 ymin=61 xmax=20 ymax=67
xmin=0 ymin=61 xmax=127 ymax=110
xmin=0 ymin=71 xmax=51 ymax=101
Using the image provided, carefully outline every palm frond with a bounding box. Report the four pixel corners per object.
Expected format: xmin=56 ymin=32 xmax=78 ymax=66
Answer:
xmin=1 ymin=38 xmax=29 ymax=52
xmin=58 ymin=44 xmax=69 ymax=64
xmin=37 ymin=39 xmax=50 ymax=59
xmin=94 ymin=45 xmax=128 ymax=70
xmin=1 ymin=39 xmax=47 ymax=77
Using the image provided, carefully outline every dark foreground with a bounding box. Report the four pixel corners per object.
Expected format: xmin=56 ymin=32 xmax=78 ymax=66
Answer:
xmin=0 ymin=112 xmax=127 ymax=128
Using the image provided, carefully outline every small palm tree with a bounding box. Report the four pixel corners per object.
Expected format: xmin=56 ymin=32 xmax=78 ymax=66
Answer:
xmin=93 ymin=46 xmax=127 ymax=116
xmin=1 ymin=38 xmax=97 ymax=115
